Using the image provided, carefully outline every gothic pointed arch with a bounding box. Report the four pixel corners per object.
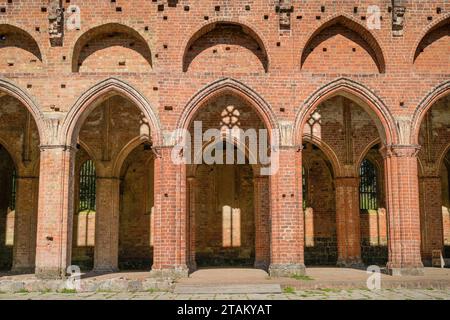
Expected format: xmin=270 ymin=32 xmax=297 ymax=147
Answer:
xmin=300 ymin=14 xmax=386 ymax=73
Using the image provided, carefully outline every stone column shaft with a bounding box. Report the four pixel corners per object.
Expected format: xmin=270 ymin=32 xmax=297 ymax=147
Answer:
xmin=269 ymin=147 xmax=305 ymax=276
xmin=382 ymin=145 xmax=424 ymax=276
xmin=151 ymin=147 xmax=188 ymax=278
xmin=335 ymin=177 xmax=363 ymax=267
xmin=35 ymin=146 xmax=75 ymax=279
xmin=93 ymin=177 xmax=120 ymax=272
xmin=254 ymin=175 xmax=270 ymax=270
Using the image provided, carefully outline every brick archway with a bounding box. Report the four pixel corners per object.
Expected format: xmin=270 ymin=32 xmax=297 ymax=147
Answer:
xmin=0 ymin=80 xmax=42 ymax=273
xmin=180 ymin=19 xmax=271 ymax=73
xmin=179 ymin=80 xmax=276 ymax=272
xmin=411 ymin=13 xmax=450 ymax=64
xmin=0 ymin=79 xmax=45 ymax=144
xmin=294 ymin=78 xmax=397 ymax=147
xmin=62 ymin=78 xmax=162 ymax=148
xmin=299 ymin=14 xmax=386 ymax=73
xmin=297 ymin=80 xmax=396 ymax=269
xmin=177 ymin=78 xmax=278 ymax=135
xmin=0 ymin=23 xmax=44 ymax=65
xmin=302 ymin=134 xmax=342 ymax=177
xmin=411 ymin=80 xmax=450 ymax=145
xmin=70 ymin=22 xmax=153 ymax=73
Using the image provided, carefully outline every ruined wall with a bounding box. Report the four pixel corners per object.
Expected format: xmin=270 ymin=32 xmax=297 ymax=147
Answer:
xmin=0 ymin=0 xmax=448 ymax=273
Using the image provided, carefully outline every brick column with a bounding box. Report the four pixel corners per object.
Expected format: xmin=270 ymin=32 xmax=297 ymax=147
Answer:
xmin=382 ymin=145 xmax=424 ymax=276
xmin=254 ymin=175 xmax=270 ymax=270
xmin=269 ymin=147 xmax=305 ymax=276
xmin=186 ymin=175 xmax=197 ymax=272
xmin=419 ymin=175 xmax=444 ymax=264
xmin=151 ymin=147 xmax=188 ymax=278
xmin=335 ymin=177 xmax=363 ymax=267
xmin=93 ymin=177 xmax=120 ymax=272
xmin=12 ymin=176 xmax=39 ymax=273
xmin=35 ymin=146 xmax=75 ymax=279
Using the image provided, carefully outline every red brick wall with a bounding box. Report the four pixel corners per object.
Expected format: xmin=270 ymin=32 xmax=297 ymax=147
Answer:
xmin=0 ymin=0 xmax=448 ymax=276
xmin=194 ymin=162 xmax=255 ymax=267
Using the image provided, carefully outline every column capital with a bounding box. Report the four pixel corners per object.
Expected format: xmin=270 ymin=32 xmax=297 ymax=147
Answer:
xmin=379 ymin=144 xmax=421 ymax=159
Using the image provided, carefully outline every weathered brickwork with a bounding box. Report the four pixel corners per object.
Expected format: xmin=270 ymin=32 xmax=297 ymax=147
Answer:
xmin=0 ymin=0 xmax=448 ymax=279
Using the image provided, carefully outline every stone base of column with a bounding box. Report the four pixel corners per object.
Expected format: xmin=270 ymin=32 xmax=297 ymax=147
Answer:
xmin=92 ymin=266 xmax=119 ymax=274
xmin=337 ymin=258 xmax=365 ymax=269
xmin=269 ymin=264 xmax=306 ymax=277
xmin=35 ymin=268 xmax=67 ymax=280
xmin=388 ymin=267 xmax=425 ymax=276
xmin=254 ymin=260 xmax=269 ymax=271
xmin=150 ymin=266 xmax=189 ymax=279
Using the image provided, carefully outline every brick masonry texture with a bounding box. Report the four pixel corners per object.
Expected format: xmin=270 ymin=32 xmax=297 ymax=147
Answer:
xmin=0 ymin=0 xmax=448 ymax=279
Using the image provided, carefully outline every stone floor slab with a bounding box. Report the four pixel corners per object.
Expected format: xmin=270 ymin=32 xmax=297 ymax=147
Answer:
xmin=174 ymin=284 xmax=282 ymax=294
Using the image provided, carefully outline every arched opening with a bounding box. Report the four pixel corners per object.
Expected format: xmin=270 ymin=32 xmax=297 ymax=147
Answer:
xmin=118 ymin=144 xmax=154 ymax=270
xmin=358 ymin=151 xmax=388 ymax=266
xmin=301 ymin=93 xmax=388 ymax=268
xmin=185 ymin=92 xmax=271 ymax=270
xmin=70 ymin=92 xmax=156 ymax=273
xmin=72 ymin=154 xmax=96 ymax=271
xmin=301 ymin=16 xmax=386 ymax=73
xmin=302 ymin=142 xmax=337 ymax=265
xmin=417 ymin=93 xmax=450 ymax=265
xmin=413 ymin=18 xmax=449 ymax=72
xmin=0 ymin=24 xmax=43 ymax=72
xmin=72 ymin=23 xmax=152 ymax=73
xmin=0 ymin=91 xmax=40 ymax=273
xmin=183 ymin=22 xmax=269 ymax=73
xmin=0 ymin=145 xmax=16 ymax=270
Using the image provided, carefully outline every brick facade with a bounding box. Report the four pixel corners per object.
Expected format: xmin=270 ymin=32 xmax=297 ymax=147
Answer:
xmin=0 ymin=0 xmax=449 ymax=278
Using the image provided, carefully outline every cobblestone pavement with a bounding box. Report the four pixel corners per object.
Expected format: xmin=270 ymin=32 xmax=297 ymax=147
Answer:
xmin=0 ymin=289 xmax=449 ymax=300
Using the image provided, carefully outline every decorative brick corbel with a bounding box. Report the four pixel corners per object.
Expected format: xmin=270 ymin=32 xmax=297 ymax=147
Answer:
xmin=48 ymin=0 xmax=64 ymax=47
xmin=276 ymin=0 xmax=294 ymax=32
xmin=392 ymin=0 xmax=406 ymax=37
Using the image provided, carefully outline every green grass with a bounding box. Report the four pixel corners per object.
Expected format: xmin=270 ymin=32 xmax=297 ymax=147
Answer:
xmin=59 ymin=288 xmax=77 ymax=294
xmin=291 ymin=274 xmax=314 ymax=281
xmin=320 ymin=288 xmax=341 ymax=293
xmin=16 ymin=288 xmax=29 ymax=294
xmin=40 ymin=288 xmax=52 ymax=294
xmin=283 ymin=286 xmax=296 ymax=294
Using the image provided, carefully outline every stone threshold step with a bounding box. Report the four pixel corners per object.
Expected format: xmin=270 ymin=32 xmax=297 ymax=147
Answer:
xmin=174 ymin=284 xmax=282 ymax=294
